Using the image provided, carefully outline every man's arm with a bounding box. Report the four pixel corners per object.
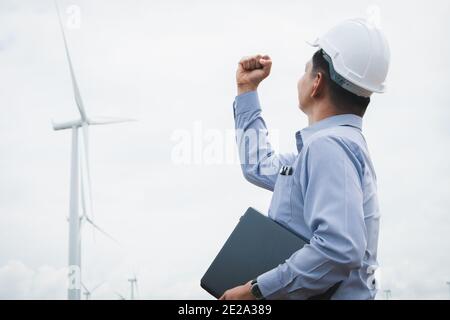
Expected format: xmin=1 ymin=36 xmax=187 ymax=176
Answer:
xmin=256 ymin=136 xmax=367 ymax=299
xmin=234 ymin=55 xmax=296 ymax=191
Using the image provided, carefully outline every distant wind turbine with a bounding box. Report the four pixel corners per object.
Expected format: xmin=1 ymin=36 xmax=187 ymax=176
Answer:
xmin=82 ymin=282 xmax=104 ymax=300
xmin=53 ymin=0 xmax=133 ymax=300
xmin=128 ymin=274 xmax=139 ymax=300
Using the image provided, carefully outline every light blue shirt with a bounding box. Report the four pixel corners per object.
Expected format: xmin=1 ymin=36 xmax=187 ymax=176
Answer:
xmin=233 ymin=91 xmax=380 ymax=300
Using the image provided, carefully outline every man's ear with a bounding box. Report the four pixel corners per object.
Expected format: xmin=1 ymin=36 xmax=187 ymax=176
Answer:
xmin=311 ymin=72 xmax=325 ymax=98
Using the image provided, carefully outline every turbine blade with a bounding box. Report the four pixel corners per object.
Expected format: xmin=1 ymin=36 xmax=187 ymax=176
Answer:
xmin=91 ymin=281 xmax=105 ymax=293
xmin=115 ymin=292 xmax=126 ymax=300
xmin=82 ymin=123 xmax=94 ymax=220
xmin=81 ymin=282 xmax=89 ymax=293
xmin=81 ymin=123 xmax=95 ymax=241
xmin=85 ymin=217 xmax=119 ymax=244
xmin=54 ymin=0 xmax=87 ymax=121
xmin=80 ymin=168 xmax=86 ymax=217
xmin=79 ymin=132 xmax=88 ymax=218
xmin=89 ymin=117 xmax=136 ymax=126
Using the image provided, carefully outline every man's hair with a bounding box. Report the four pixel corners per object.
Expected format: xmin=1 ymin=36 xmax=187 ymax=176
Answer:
xmin=311 ymin=50 xmax=370 ymax=116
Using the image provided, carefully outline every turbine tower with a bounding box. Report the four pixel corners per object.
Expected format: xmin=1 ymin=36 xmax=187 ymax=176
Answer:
xmin=128 ymin=274 xmax=139 ymax=300
xmin=53 ymin=0 xmax=132 ymax=300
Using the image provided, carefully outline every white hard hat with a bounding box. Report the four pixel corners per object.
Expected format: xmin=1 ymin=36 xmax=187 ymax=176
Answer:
xmin=309 ymin=18 xmax=391 ymax=97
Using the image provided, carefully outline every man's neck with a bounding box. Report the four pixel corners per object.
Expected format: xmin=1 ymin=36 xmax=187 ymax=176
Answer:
xmin=306 ymin=102 xmax=347 ymax=126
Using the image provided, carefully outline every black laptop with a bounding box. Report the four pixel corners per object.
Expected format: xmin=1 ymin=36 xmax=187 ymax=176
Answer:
xmin=201 ymin=207 xmax=339 ymax=300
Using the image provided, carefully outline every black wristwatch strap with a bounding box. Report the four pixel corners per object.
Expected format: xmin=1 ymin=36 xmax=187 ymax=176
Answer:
xmin=250 ymin=279 xmax=265 ymax=300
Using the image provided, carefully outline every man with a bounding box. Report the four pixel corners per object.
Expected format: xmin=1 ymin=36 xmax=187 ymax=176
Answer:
xmin=219 ymin=19 xmax=390 ymax=300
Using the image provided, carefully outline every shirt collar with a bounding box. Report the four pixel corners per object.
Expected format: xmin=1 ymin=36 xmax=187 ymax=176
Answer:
xmin=295 ymin=114 xmax=363 ymax=152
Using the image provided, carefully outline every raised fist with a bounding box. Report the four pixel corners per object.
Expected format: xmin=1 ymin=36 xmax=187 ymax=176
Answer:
xmin=236 ymin=54 xmax=272 ymax=94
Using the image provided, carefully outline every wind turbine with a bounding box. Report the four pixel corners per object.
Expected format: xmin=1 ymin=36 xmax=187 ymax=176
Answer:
xmin=53 ymin=1 xmax=132 ymax=300
xmin=128 ymin=274 xmax=139 ymax=300
xmin=82 ymin=282 xmax=105 ymax=300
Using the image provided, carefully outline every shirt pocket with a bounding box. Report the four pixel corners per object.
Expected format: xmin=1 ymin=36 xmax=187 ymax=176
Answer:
xmin=269 ymin=171 xmax=294 ymax=224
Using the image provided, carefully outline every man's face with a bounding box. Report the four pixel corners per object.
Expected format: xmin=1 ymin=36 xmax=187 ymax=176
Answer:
xmin=298 ymin=59 xmax=314 ymax=113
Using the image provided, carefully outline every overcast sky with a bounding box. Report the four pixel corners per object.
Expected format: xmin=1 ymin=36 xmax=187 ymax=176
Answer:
xmin=1 ymin=0 xmax=449 ymax=300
